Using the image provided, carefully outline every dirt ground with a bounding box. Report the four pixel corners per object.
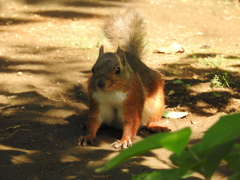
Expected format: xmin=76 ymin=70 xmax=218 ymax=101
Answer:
xmin=0 ymin=0 xmax=239 ymax=180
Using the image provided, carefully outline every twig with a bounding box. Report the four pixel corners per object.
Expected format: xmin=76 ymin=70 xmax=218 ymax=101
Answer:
xmin=0 ymin=125 xmax=30 ymax=141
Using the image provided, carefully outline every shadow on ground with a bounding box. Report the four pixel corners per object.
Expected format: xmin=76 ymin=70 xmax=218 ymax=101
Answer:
xmin=0 ymin=0 xmax=239 ymax=179
xmin=158 ymin=53 xmax=240 ymax=116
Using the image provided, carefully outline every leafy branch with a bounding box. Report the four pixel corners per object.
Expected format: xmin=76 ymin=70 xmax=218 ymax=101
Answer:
xmin=96 ymin=113 xmax=240 ymax=180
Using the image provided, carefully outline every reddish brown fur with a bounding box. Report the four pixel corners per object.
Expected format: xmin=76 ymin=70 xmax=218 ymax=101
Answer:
xmin=78 ymin=9 xmax=170 ymax=149
xmin=78 ymin=51 xmax=170 ymax=148
xmin=78 ymin=76 xmax=101 ymax=143
xmin=144 ymin=72 xmax=169 ymax=132
xmin=120 ymin=74 xmax=144 ymax=143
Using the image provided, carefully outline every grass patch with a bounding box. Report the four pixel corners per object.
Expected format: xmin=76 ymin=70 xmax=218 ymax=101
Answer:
xmin=68 ymin=34 xmax=103 ymax=49
xmin=191 ymin=52 xmax=236 ymax=97
xmin=210 ymin=72 xmax=235 ymax=97
xmin=196 ymin=54 xmax=224 ymax=67
xmin=210 ymin=72 xmax=231 ymax=88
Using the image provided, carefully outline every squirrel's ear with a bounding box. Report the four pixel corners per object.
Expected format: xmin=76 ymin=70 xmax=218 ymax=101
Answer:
xmin=117 ymin=46 xmax=124 ymax=56
xmin=117 ymin=46 xmax=126 ymax=65
xmin=99 ymin=45 xmax=104 ymax=56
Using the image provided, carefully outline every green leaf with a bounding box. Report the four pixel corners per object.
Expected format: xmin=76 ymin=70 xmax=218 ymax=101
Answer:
xmin=171 ymin=113 xmax=240 ymax=179
xmin=225 ymin=144 xmax=240 ymax=172
xmin=163 ymin=111 xmax=188 ymax=118
xmin=132 ymin=168 xmax=189 ymax=180
xmin=170 ymin=146 xmax=200 ymax=170
xmin=199 ymin=113 xmax=240 ymax=151
xmin=212 ymin=91 xmax=222 ymax=97
xmin=228 ymin=173 xmax=240 ymax=180
xmin=95 ymin=128 xmax=191 ymax=173
xmin=171 ymin=139 xmax=236 ymax=179
xmin=173 ymin=79 xmax=184 ymax=84
xmin=201 ymin=140 xmax=235 ymax=178
xmin=132 ymin=172 xmax=149 ymax=180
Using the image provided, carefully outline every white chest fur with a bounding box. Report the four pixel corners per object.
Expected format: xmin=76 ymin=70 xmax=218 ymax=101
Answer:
xmin=93 ymin=90 xmax=127 ymax=106
xmin=92 ymin=91 xmax=127 ymax=128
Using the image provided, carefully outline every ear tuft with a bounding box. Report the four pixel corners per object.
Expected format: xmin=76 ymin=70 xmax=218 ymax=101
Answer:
xmin=117 ymin=46 xmax=127 ymax=65
xmin=117 ymin=46 xmax=124 ymax=56
xmin=99 ymin=45 xmax=104 ymax=56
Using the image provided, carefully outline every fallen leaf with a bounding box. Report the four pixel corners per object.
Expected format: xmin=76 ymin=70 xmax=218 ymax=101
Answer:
xmin=163 ymin=111 xmax=189 ymax=118
xmin=173 ymin=79 xmax=184 ymax=84
xmin=153 ymin=42 xmax=185 ymax=54
xmin=190 ymin=120 xmax=201 ymax=124
xmin=168 ymin=90 xmax=175 ymax=95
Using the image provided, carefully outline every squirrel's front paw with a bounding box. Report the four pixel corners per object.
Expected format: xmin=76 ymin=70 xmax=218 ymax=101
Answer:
xmin=77 ymin=135 xmax=94 ymax=146
xmin=111 ymin=139 xmax=132 ymax=149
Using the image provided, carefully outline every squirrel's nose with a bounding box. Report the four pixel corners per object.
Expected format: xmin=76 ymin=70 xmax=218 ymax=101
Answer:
xmin=97 ymin=79 xmax=106 ymax=89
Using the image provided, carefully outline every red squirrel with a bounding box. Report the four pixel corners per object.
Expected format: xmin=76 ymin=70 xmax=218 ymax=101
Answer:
xmin=78 ymin=9 xmax=171 ymax=149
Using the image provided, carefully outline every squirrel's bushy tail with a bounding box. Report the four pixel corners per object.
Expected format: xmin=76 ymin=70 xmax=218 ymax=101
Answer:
xmin=104 ymin=9 xmax=146 ymax=59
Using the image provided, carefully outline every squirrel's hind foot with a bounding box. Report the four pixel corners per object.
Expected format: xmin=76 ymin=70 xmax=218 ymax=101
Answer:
xmin=146 ymin=126 xmax=171 ymax=133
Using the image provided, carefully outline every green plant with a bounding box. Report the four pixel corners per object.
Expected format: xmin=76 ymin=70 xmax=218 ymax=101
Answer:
xmin=96 ymin=113 xmax=240 ymax=180
xmin=210 ymin=72 xmax=232 ymax=88
xmin=196 ymin=55 xmax=224 ymax=67
xmin=210 ymin=72 xmax=235 ymax=97
xmin=68 ymin=34 xmax=103 ymax=49
xmin=173 ymin=79 xmax=191 ymax=88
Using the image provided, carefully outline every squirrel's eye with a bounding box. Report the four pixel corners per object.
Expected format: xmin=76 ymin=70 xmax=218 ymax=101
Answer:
xmin=115 ymin=67 xmax=121 ymax=75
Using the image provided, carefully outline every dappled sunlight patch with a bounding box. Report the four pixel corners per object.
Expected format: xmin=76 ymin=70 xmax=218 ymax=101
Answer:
xmin=10 ymin=154 xmax=34 ymax=165
xmin=81 ymin=150 xmax=123 ymax=169
xmin=0 ymin=144 xmax=39 ymax=165
xmin=0 ymin=144 xmax=38 ymax=154
xmin=0 ymin=0 xmax=239 ymax=179
xmin=61 ymin=155 xmax=82 ymax=163
xmin=140 ymin=149 xmax=173 ymax=169
xmin=86 ymin=160 xmax=107 ymax=169
xmin=195 ymin=101 xmax=218 ymax=114
xmin=44 ymin=108 xmax=75 ymax=117
xmin=187 ymin=82 xmax=212 ymax=93
xmin=34 ymin=113 xmax=71 ymax=125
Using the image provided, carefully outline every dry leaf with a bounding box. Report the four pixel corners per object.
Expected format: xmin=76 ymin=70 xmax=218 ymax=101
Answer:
xmin=153 ymin=42 xmax=185 ymax=54
xmin=168 ymin=90 xmax=175 ymax=95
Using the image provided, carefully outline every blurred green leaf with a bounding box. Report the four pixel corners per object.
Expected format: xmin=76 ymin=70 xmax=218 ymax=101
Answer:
xmin=228 ymin=173 xmax=240 ymax=180
xmin=95 ymin=113 xmax=240 ymax=180
xmin=133 ymin=168 xmax=189 ymax=180
xmin=96 ymin=128 xmax=191 ymax=173
xmin=201 ymin=140 xmax=235 ymax=178
xmin=225 ymin=144 xmax=240 ymax=172
xmin=173 ymin=79 xmax=184 ymax=84
xmin=171 ymin=113 xmax=240 ymax=179
xmin=199 ymin=113 xmax=240 ymax=150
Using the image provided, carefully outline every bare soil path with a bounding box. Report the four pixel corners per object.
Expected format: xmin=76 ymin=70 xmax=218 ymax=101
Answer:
xmin=0 ymin=0 xmax=239 ymax=179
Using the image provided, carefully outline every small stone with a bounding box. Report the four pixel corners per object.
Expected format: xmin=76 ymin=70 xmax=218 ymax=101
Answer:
xmin=21 ymin=106 xmax=26 ymax=110
xmin=201 ymin=44 xmax=211 ymax=49
xmin=17 ymin=71 xmax=23 ymax=76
